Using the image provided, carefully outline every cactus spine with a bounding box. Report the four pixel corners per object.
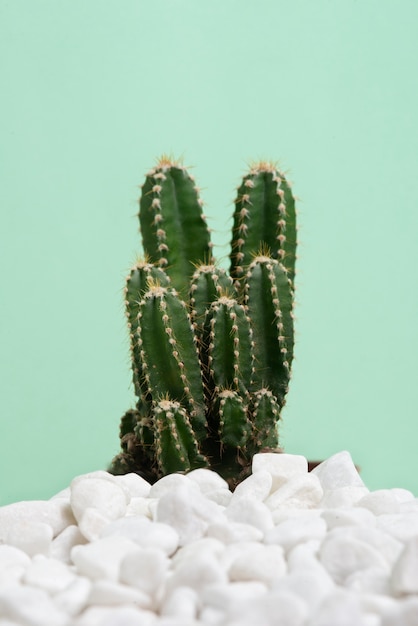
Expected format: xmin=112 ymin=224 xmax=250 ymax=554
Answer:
xmin=110 ymin=157 xmax=297 ymax=487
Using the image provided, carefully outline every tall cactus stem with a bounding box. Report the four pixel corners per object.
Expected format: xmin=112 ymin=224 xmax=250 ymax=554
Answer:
xmin=137 ymin=284 xmax=207 ymax=441
xmin=251 ymin=388 xmax=280 ymax=449
xmin=245 ymin=255 xmax=295 ymax=405
xmin=215 ymin=389 xmax=252 ymax=448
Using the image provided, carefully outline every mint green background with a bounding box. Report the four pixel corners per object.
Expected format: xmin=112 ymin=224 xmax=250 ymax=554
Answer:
xmin=1 ymin=1 xmax=418 ymax=505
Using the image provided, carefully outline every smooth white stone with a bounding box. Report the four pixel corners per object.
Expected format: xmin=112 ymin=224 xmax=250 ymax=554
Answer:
xmin=0 ymin=545 xmax=31 ymax=586
xmin=70 ymin=477 xmax=128 ymax=524
xmin=101 ymin=517 xmax=179 ymax=556
xmin=264 ymin=514 xmax=327 ymax=553
xmin=172 ymin=538 xmax=225 ymax=567
xmin=226 ymin=589 xmax=308 ymax=626
xmin=149 ymin=473 xmax=199 ymax=499
xmin=204 ymin=488 xmax=233 ymax=506
xmin=50 ymin=487 xmax=71 ymax=500
xmin=311 ymin=451 xmax=366 ymax=489
xmin=225 ymin=496 xmax=274 ymax=533
xmin=230 ymin=470 xmax=272 ymax=502
xmin=390 ymin=535 xmax=418 ymax=595
xmin=74 ymin=606 xmax=157 ymax=626
xmin=389 ymin=488 xmax=415 ymax=503
xmin=288 ymin=540 xmax=330 ymax=574
xmin=166 ymin=551 xmax=228 ymax=595
xmin=357 ymin=490 xmax=402 ymax=515
xmin=0 ymin=584 xmax=69 ymax=626
xmin=51 ymin=524 xmax=87 ymax=563
xmin=381 ymin=597 xmax=418 ymax=626
xmin=201 ymin=581 xmax=267 ymax=609
xmin=345 ymin=567 xmax=391 ymax=595
xmin=264 ymin=474 xmax=323 ymax=510
xmin=160 ymin=586 xmax=198 ymax=619
xmin=0 ymin=499 xmax=74 ymax=540
xmin=358 ymin=592 xmax=398 ymax=619
xmin=272 ymin=507 xmax=323 ymax=525
xmin=319 ymin=533 xmax=389 ymax=585
xmin=87 ymin=580 xmax=152 ymax=608
xmin=112 ymin=472 xmax=151 ymax=498
xmin=377 ymin=511 xmax=418 ymax=542
xmin=273 ymin=569 xmax=335 ymax=612
xmin=5 ymin=520 xmax=53 ymax=557
xmin=320 ymin=486 xmax=370 ymax=508
xmin=53 ymin=576 xmax=92 ymax=617
xmin=22 ymin=554 xmax=76 ymax=593
xmin=198 ymin=606 xmax=226 ymax=626
xmin=78 ymin=507 xmax=112 ymax=542
xmin=321 ymin=507 xmax=376 ymax=530
xmin=206 ymin=520 xmax=263 ymax=544
xmin=156 ymin=485 xmax=223 ymax=545
xmin=125 ymin=496 xmax=154 ymax=518
xmin=185 ymin=468 xmax=229 ymax=493
xmin=400 ymin=499 xmax=418 ymax=513
xmin=71 ymin=536 xmax=138 ymax=581
xmin=120 ymin=548 xmax=169 ymax=596
xmin=339 ymin=526 xmax=403 ymax=568
xmin=306 ymin=589 xmax=367 ymax=626
xmin=228 ymin=542 xmax=286 ymax=585
xmin=252 ymin=453 xmax=308 ymax=490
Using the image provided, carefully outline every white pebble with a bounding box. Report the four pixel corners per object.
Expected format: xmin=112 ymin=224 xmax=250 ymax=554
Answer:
xmin=264 ymin=514 xmax=327 ymax=553
xmin=226 ymin=588 xmax=308 ymax=626
xmin=321 ymin=507 xmax=376 ymax=530
xmin=0 ymin=499 xmax=74 ymax=540
xmin=166 ymin=551 xmax=228 ymax=595
xmin=112 ymin=472 xmax=151 ymax=497
xmin=390 ymin=535 xmax=418 ymax=595
xmin=273 ymin=569 xmax=335 ymax=612
xmin=345 ymin=567 xmax=391 ymax=595
xmin=357 ymin=490 xmax=402 ymax=515
xmin=160 ymin=586 xmax=199 ymax=619
xmin=311 ymin=451 xmax=366 ymax=489
xmin=0 ymin=545 xmax=31 ymax=586
xmin=51 ymin=524 xmax=87 ymax=563
xmin=22 ymin=554 xmax=76 ymax=593
xmin=202 ymin=580 xmax=267 ymax=610
xmin=185 ymin=468 xmax=229 ymax=493
xmin=149 ymin=473 xmax=199 ymax=499
xmin=206 ymin=520 xmax=263 ymax=544
xmin=306 ymin=589 xmax=367 ymax=626
xmin=87 ymin=579 xmax=152 ymax=608
xmin=228 ymin=542 xmax=286 ymax=585
xmin=70 ymin=477 xmax=128 ymax=524
xmin=120 ymin=548 xmax=169 ymax=596
xmin=230 ymin=469 xmax=272 ymax=502
xmin=252 ymin=453 xmax=308 ymax=490
xmin=74 ymin=605 xmax=156 ymax=626
xmin=205 ymin=488 xmax=233 ymax=506
xmin=71 ymin=536 xmax=138 ymax=581
xmin=226 ymin=495 xmax=273 ymax=533
xmin=5 ymin=520 xmax=53 ymax=557
xmin=377 ymin=511 xmax=418 ymax=542
xmin=265 ymin=474 xmax=323 ymax=510
xmin=78 ymin=506 xmax=112 ymax=542
xmin=54 ymin=576 xmax=92 ymax=617
xmin=156 ymin=485 xmax=223 ymax=545
xmin=319 ymin=532 xmax=389 ymax=585
xmin=320 ymin=486 xmax=370 ymax=508
xmin=125 ymin=496 xmax=154 ymax=518
xmin=0 ymin=584 xmax=69 ymax=626
xmin=102 ymin=517 xmax=179 ymax=556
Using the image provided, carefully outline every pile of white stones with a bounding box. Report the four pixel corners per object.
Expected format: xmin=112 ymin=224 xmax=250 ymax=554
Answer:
xmin=0 ymin=451 xmax=418 ymax=626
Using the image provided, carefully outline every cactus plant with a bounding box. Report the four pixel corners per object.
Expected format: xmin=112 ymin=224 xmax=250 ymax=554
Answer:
xmin=110 ymin=157 xmax=297 ymax=487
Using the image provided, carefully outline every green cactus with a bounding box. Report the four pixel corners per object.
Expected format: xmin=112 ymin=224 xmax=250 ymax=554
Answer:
xmin=110 ymin=157 xmax=297 ymax=487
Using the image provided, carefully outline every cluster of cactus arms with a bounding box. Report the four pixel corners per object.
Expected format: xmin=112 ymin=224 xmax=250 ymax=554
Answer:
xmin=109 ymin=156 xmax=297 ymax=487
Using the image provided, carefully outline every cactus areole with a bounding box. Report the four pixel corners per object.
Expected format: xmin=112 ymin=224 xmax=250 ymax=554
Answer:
xmin=109 ymin=157 xmax=297 ymax=488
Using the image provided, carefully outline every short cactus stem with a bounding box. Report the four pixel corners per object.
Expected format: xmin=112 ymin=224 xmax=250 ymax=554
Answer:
xmin=139 ymin=158 xmax=213 ymax=296
xmin=125 ymin=260 xmax=171 ymax=398
xmin=154 ymin=399 xmax=209 ymax=475
xmin=137 ymin=284 xmax=207 ymax=441
xmin=189 ymin=264 xmax=235 ymax=333
xmin=215 ymin=389 xmax=251 ymax=448
xmin=251 ymin=388 xmax=280 ymax=449
xmin=245 ymin=255 xmax=294 ymax=405
xmin=230 ymin=162 xmax=297 ymax=287
xmin=203 ymin=295 xmax=253 ymax=400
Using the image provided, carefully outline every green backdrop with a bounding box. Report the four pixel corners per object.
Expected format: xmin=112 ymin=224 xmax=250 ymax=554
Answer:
xmin=1 ymin=0 xmax=418 ymax=505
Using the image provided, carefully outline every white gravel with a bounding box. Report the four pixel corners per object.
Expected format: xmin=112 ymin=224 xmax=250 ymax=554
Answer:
xmin=0 ymin=451 xmax=418 ymax=626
